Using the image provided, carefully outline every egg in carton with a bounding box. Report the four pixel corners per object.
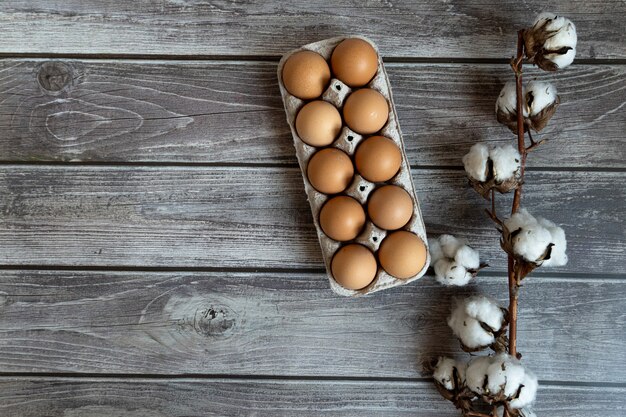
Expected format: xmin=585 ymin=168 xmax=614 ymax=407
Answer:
xmin=277 ymin=36 xmax=430 ymax=296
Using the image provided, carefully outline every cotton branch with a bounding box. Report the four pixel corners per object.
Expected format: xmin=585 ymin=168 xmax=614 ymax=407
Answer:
xmin=430 ymin=12 xmax=577 ymax=417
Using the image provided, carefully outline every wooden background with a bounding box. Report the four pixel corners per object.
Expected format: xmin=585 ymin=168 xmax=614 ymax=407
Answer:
xmin=0 ymin=1 xmax=624 ymax=415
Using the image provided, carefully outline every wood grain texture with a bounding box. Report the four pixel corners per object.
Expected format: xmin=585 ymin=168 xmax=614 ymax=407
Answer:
xmin=1 ymin=378 xmax=623 ymax=417
xmin=0 ymin=166 xmax=623 ymax=272
xmin=1 ymin=1 xmax=624 ymax=59
xmin=0 ymin=270 xmax=623 ymax=381
xmin=0 ymin=60 xmax=624 ymax=167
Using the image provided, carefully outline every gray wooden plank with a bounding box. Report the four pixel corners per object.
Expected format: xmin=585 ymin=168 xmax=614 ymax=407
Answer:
xmin=1 ymin=1 xmax=624 ymax=59
xmin=0 ymin=60 xmax=623 ymax=167
xmin=0 ymin=167 xmax=623 ymax=273
xmin=0 ymin=377 xmax=623 ymax=417
xmin=0 ymin=270 xmax=623 ymax=382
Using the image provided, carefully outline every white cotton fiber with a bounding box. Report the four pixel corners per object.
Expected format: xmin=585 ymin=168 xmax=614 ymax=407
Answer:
xmin=439 ymin=234 xmax=465 ymax=259
xmin=431 ymin=235 xmax=481 ymax=286
xmin=537 ymin=217 xmax=568 ymax=267
xmin=505 ymin=209 xmax=568 ymax=265
xmin=525 ymin=81 xmax=558 ymax=117
xmin=489 ymin=144 xmax=521 ymax=182
xmin=463 ymin=295 xmax=504 ymax=333
xmin=465 ymin=356 xmax=492 ymax=394
xmin=486 ymin=354 xmax=526 ymax=398
xmin=433 ymin=357 xmax=466 ymax=391
xmin=465 ymin=354 xmax=538 ymax=409
xmin=448 ymin=296 xmax=504 ymax=349
xmin=454 ymin=244 xmax=480 ymax=270
xmin=496 ymin=81 xmax=526 ymax=116
xmin=541 ymin=14 xmax=577 ymax=51
xmin=505 ymin=209 xmax=536 ymax=234
xmin=511 ymin=221 xmax=553 ymax=263
xmin=509 ymin=370 xmax=539 ymax=409
xmin=462 ymin=143 xmax=490 ymax=182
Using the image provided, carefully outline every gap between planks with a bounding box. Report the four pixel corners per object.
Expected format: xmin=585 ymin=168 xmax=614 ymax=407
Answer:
xmin=1 ymin=53 xmax=626 ymax=66
xmin=0 ymin=266 xmax=624 ymax=281
xmin=0 ymin=161 xmax=624 ymax=173
xmin=0 ymin=373 xmax=624 ymax=389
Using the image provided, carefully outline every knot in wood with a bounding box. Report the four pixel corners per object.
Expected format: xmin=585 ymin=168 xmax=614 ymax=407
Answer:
xmin=192 ymin=305 xmax=236 ymax=338
xmin=37 ymin=61 xmax=72 ymax=93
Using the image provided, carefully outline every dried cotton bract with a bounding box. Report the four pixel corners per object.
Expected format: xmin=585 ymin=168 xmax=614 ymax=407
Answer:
xmin=466 ymin=354 xmax=538 ymax=409
xmin=448 ymin=295 xmax=507 ymax=351
xmin=496 ymin=81 xmax=559 ymax=133
xmin=502 ymin=209 xmax=568 ymax=276
xmin=463 ymin=143 xmax=521 ymax=198
xmin=524 ymin=13 xmax=577 ymax=72
xmin=429 ymin=234 xmax=481 ymax=286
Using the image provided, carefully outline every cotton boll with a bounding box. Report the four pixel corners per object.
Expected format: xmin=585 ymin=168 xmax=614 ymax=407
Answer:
xmin=489 ymin=144 xmax=521 ymax=182
xmin=537 ymin=217 xmax=568 ymax=267
xmin=454 ymin=244 xmax=480 ymax=270
xmin=448 ymin=302 xmax=496 ymax=349
xmin=439 ymin=234 xmax=465 ymax=258
xmin=465 ymin=356 xmax=492 ymax=394
xmin=433 ymin=357 xmax=466 ymax=391
xmin=463 ymin=143 xmax=490 ymax=182
xmin=509 ymin=371 xmax=539 ymax=409
xmin=525 ymin=13 xmax=577 ymax=71
xmin=464 ymin=295 xmax=504 ymax=333
xmin=525 ymin=81 xmax=557 ymax=117
xmin=428 ymin=237 xmax=444 ymax=264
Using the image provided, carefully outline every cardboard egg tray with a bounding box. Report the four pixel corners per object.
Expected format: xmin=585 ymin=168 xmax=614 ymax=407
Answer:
xmin=277 ymin=36 xmax=430 ymax=296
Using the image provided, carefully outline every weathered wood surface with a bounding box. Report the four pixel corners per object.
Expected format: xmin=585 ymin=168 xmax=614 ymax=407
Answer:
xmin=0 ymin=377 xmax=623 ymax=417
xmin=1 ymin=60 xmax=624 ymax=167
xmin=0 ymin=270 xmax=623 ymax=382
xmin=1 ymin=1 xmax=625 ymax=59
xmin=0 ymin=166 xmax=623 ymax=272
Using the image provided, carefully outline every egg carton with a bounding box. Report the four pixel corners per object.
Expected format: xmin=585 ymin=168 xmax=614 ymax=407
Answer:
xmin=277 ymin=36 xmax=430 ymax=296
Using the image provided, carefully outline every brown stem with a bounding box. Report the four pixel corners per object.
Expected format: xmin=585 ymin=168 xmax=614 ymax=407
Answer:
xmin=507 ymin=30 xmax=528 ymax=359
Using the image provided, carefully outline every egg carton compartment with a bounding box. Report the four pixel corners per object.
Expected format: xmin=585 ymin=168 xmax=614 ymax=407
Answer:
xmin=277 ymin=36 xmax=430 ymax=296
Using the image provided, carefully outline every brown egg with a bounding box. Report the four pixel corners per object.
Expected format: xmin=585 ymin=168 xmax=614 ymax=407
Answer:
xmin=282 ymin=51 xmax=331 ymax=100
xmin=307 ymin=148 xmax=354 ymax=194
xmin=355 ymin=136 xmax=402 ymax=182
xmin=367 ymin=185 xmax=413 ymax=230
xmin=331 ymin=244 xmax=378 ymax=290
xmin=331 ymin=38 xmax=379 ymax=87
xmin=319 ymin=196 xmax=366 ymax=241
xmin=343 ymin=88 xmax=389 ymax=134
xmin=295 ymin=101 xmax=342 ymax=147
xmin=378 ymin=231 xmax=427 ymax=279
